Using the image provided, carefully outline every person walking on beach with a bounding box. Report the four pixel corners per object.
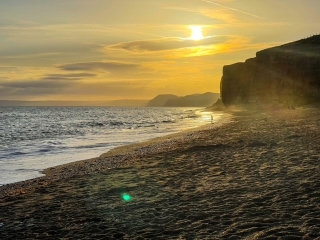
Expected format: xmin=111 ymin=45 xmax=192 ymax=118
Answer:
xmin=211 ymin=115 xmax=213 ymax=124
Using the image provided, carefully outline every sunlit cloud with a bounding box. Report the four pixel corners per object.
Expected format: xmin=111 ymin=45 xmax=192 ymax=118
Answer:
xmin=108 ymin=36 xmax=230 ymax=53
xmin=168 ymin=36 xmax=252 ymax=58
xmin=106 ymin=35 xmax=258 ymax=59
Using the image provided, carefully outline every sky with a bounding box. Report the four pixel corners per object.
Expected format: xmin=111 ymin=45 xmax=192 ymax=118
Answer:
xmin=1 ymin=0 xmax=320 ymax=101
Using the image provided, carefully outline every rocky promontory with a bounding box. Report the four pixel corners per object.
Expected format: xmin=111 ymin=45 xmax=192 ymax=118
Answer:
xmin=221 ymin=35 xmax=320 ymax=107
xmin=147 ymin=94 xmax=179 ymax=107
xmin=164 ymin=92 xmax=220 ymax=107
xmin=147 ymin=93 xmax=220 ymax=107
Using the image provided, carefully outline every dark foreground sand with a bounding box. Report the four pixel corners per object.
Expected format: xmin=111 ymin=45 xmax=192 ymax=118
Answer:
xmin=0 ymin=107 xmax=320 ymax=239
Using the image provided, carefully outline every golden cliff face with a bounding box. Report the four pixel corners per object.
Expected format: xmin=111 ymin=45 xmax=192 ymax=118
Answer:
xmin=221 ymin=35 xmax=320 ymax=107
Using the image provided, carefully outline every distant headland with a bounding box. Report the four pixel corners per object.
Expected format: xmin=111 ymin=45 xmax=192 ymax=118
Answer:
xmin=147 ymin=92 xmax=220 ymax=107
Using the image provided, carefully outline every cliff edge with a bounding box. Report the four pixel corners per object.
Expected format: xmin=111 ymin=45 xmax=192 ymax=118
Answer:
xmin=221 ymin=35 xmax=320 ymax=107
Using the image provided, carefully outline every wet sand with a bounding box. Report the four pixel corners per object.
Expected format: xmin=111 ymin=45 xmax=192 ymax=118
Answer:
xmin=0 ymin=107 xmax=320 ymax=239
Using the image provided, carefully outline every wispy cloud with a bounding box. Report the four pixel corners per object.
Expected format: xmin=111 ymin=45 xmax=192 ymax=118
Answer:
xmin=0 ymin=70 xmax=98 ymax=99
xmin=0 ymin=72 xmax=96 ymax=91
xmin=0 ymin=53 xmax=61 ymax=59
xmin=0 ymin=77 xmax=150 ymax=99
xmin=167 ymin=7 xmax=239 ymax=24
xmin=43 ymin=73 xmax=96 ymax=81
xmin=200 ymin=0 xmax=265 ymax=20
xmin=58 ymin=61 xmax=141 ymax=72
xmin=0 ymin=79 xmax=72 ymax=99
xmin=0 ymin=80 xmax=70 ymax=89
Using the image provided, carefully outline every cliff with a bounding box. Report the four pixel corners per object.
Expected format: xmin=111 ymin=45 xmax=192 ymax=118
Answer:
xmin=164 ymin=92 xmax=220 ymax=107
xmin=221 ymin=35 xmax=320 ymax=107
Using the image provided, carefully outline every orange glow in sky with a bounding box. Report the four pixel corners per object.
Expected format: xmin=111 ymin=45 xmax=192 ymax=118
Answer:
xmin=0 ymin=0 xmax=320 ymax=102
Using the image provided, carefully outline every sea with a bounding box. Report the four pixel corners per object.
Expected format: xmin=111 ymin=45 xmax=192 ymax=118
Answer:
xmin=0 ymin=107 xmax=222 ymax=186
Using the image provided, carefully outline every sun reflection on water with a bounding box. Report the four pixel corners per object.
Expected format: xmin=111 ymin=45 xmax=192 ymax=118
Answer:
xmin=196 ymin=111 xmax=223 ymax=124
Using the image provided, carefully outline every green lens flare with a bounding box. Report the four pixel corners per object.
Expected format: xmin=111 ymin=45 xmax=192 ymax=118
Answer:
xmin=122 ymin=193 xmax=132 ymax=202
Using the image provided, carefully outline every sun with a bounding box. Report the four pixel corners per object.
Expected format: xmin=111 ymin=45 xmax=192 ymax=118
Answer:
xmin=190 ymin=26 xmax=204 ymax=41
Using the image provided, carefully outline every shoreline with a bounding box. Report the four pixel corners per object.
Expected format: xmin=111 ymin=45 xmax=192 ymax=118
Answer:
xmin=0 ymin=106 xmax=218 ymax=186
xmin=1 ymin=107 xmax=319 ymax=239
xmin=0 ymin=111 xmax=231 ymax=198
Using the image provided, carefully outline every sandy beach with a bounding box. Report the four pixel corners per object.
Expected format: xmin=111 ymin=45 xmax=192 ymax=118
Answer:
xmin=0 ymin=107 xmax=320 ymax=239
